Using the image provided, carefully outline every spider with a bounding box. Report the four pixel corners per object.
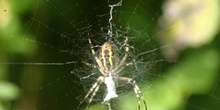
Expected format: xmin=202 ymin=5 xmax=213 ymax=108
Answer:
xmin=79 ymin=35 xmax=147 ymax=110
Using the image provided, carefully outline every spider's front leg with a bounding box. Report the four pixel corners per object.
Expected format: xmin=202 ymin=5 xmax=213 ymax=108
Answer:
xmin=87 ymin=34 xmax=105 ymax=75
xmin=114 ymin=37 xmax=129 ymax=72
xmin=118 ymin=77 xmax=147 ymax=110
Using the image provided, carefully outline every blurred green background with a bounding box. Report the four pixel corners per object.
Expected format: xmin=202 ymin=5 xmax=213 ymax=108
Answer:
xmin=0 ymin=0 xmax=220 ymax=110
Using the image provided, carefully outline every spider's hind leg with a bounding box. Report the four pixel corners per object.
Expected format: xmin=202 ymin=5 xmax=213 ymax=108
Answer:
xmin=78 ymin=76 xmax=104 ymax=109
xmin=118 ymin=77 xmax=147 ymax=110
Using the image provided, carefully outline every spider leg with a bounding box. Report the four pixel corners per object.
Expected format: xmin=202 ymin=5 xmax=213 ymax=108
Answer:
xmin=78 ymin=76 xmax=104 ymax=109
xmin=114 ymin=60 xmax=134 ymax=75
xmin=118 ymin=77 xmax=147 ymax=110
xmin=113 ymin=37 xmax=129 ymax=73
xmin=82 ymin=61 xmax=97 ymax=68
xmin=86 ymin=83 xmax=101 ymax=108
xmin=114 ymin=60 xmax=137 ymax=75
xmin=88 ymin=34 xmax=105 ymax=75
xmin=82 ymin=60 xmax=106 ymax=79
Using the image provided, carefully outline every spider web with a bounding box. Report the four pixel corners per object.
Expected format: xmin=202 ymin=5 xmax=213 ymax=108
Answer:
xmin=0 ymin=0 xmax=220 ymax=110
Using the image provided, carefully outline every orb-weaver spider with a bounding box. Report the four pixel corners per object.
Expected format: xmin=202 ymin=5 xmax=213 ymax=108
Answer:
xmin=79 ymin=34 xmax=147 ymax=110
